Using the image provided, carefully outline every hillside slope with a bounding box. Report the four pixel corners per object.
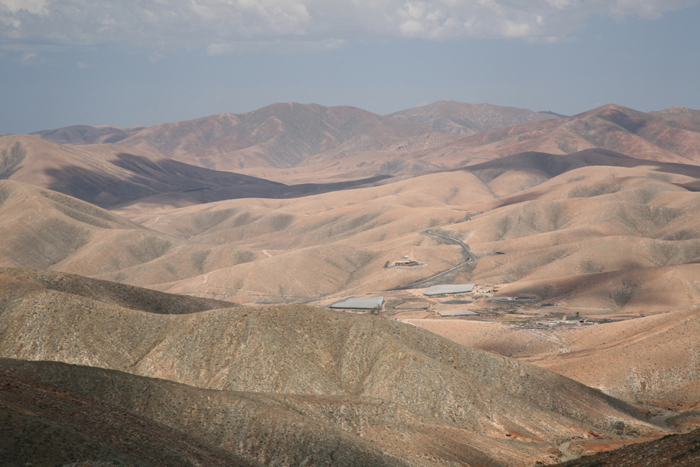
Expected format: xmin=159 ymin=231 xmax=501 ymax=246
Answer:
xmin=0 ymin=368 xmax=259 ymax=467
xmin=387 ymin=100 xmax=558 ymax=136
xmin=0 ymin=134 xmax=391 ymax=209
xmin=0 ymin=267 xmax=662 ymax=466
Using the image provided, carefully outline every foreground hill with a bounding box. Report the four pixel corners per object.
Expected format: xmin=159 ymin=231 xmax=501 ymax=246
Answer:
xmin=0 ymin=267 xmax=660 ymax=466
xmin=553 ymin=428 xmax=700 ymax=467
xmin=1 ymin=367 xmax=260 ymax=467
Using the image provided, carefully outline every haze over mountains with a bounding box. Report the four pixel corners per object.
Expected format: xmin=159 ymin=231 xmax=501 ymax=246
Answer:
xmin=2 ymin=99 xmax=700 ymax=466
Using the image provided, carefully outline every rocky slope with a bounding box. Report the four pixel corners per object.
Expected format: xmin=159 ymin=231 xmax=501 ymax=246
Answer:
xmin=387 ymin=100 xmax=558 ymax=136
xmin=0 ymin=368 xmax=260 ymax=467
xmin=553 ymin=428 xmax=700 ymax=467
xmin=0 ymin=134 xmax=390 ymax=209
xmin=0 ymin=267 xmax=662 ymax=466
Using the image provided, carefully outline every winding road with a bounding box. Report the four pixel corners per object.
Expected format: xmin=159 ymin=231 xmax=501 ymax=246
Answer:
xmin=391 ymin=229 xmax=476 ymax=290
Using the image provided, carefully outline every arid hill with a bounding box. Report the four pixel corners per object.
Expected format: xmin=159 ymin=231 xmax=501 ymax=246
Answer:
xmin=2 ymin=143 xmax=699 ymax=311
xmin=0 ymin=267 xmax=663 ymax=466
xmin=425 ymin=104 xmax=700 ymax=168
xmin=0 ymin=367 xmax=260 ymax=467
xmin=406 ymin=303 xmax=700 ymax=405
xmin=32 ymin=124 xmax=144 ymax=145
xmin=553 ymin=428 xmax=700 ymax=467
xmin=31 ymin=101 xmax=565 ymax=175
xmin=5 ymin=102 xmax=700 ymax=466
xmin=236 ymin=104 xmax=700 ymax=184
xmin=0 ymin=134 xmax=390 ymax=209
xmin=26 ymin=103 xmax=700 ymax=188
xmin=90 ymin=103 xmax=438 ymax=171
xmin=387 ymin=100 xmax=558 ymax=136
xmin=650 ymin=106 xmax=700 ymax=126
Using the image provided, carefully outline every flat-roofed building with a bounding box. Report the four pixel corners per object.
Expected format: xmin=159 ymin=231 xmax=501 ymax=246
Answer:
xmin=329 ymin=296 xmax=384 ymax=310
xmin=424 ymin=284 xmax=475 ymax=296
xmin=438 ymin=310 xmax=478 ymax=317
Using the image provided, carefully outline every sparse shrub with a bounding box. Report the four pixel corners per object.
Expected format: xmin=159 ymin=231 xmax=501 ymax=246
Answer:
xmin=663 ymin=229 xmax=696 ymax=241
xmin=647 ymin=171 xmax=672 ymax=182
xmin=540 ymin=285 xmax=557 ymax=301
xmin=567 ymin=183 xmax=621 ymax=198
xmin=671 ymin=452 xmax=687 ymax=461
xmin=543 ymin=201 xmax=568 ymax=231
xmin=427 ymin=218 xmax=441 ymax=228
xmin=235 ymin=250 xmax=256 ymax=264
xmin=580 ymin=260 xmax=605 ymax=274
xmin=586 ymin=460 xmax=606 ymax=467
xmin=636 ymin=186 xmax=659 ymax=204
xmin=616 ymin=204 xmax=680 ymax=236
xmin=268 ymin=213 xmax=295 ymax=231
xmin=446 ymin=186 xmax=459 ymax=202
xmin=0 ymin=141 xmax=27 ymax=178
xmin=473 ymin=167 xmax=506 ymax=184
xmin=190 ymin=249 xmax=211 ymax=272
xmin=611 ymin=279 xmax=643 ymax=308
xmin=494 ymin=215 xmax=513 ymax=241
xmin=648 ymin=239 xmax=700 ymax=266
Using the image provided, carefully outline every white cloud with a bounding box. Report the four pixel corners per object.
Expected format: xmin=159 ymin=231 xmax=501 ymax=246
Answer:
xmin=206 ymin=38 xmax=346 ymax=55
xmin=19 ymin=50 xmax=51 ymax=65
xmin=0 ymin=0 xmax=696 ymax=52
xmin=2 ymin=0 xmax=51 ymax=15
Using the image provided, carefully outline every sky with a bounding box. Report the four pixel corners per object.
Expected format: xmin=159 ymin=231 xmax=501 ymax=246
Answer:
xmin=1 ymin=0 xmax=699 ymax=134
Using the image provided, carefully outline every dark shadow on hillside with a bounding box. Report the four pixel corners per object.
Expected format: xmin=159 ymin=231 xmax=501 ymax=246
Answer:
xmin=44 ymin=152 xmax=391 ymax=208
xmin=454 ymin=149 xmax=700 ymax=208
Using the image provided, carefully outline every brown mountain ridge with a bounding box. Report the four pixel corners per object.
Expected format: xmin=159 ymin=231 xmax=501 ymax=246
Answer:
xmin=3 ymin=100 xmax=700 ymax=467
xmin=0 ymin=267 xmax=664 ymax=467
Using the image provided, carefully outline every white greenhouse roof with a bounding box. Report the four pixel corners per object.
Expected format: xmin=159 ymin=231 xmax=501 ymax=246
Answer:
xmin=438 ymin=309 xmax=478 ymax=317
xmin=329 ymin=296 xmax=385 ymax=310
xmin=424 ymin=284 xmax=475 ymax=296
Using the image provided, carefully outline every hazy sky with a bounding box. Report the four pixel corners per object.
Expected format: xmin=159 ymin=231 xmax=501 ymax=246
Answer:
xmin=1 ymin=0 xmax=699 ymax=134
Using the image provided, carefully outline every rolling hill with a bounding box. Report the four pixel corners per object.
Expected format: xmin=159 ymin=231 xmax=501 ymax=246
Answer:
xmin=32 ymin=101 xmax=563 ymax=175
xmin=387 ymin=100 xmax=558 ymax=136
xmin=238 ymin=103 xmax=700 ymax=184
xmin=4 ymin=100 xmax=700 ymax=466
xmin=0 ymin=267 xmax=662 ymax=467
xmin=77 ymin=103 xmax=438 ymax=171
xmin=0 ymin=134 xmax=391 ymax=209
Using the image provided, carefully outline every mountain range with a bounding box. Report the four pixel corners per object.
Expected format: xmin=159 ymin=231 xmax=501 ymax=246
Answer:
xmin=2 ymin=99 xmax=700 ymax=466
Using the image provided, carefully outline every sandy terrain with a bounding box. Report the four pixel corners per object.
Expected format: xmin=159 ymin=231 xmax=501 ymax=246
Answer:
xmin=2 ymin=101 xmax=700 ymax=465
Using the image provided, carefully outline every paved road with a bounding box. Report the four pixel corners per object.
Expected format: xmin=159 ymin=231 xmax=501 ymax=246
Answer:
xmin=390 ymin=229 xmax=476 ymax=290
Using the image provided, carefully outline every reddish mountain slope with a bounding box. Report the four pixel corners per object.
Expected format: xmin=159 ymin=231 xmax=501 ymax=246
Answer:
xmin=426 ymin=104 xmax=700 ymax=168
xmin=111 ymin=103 xmax=436 ymax=171
xmin=32 ymin=124 xmax=143 ymax=145
xmin=650 ymin=106 xmax=700 ymax=126
xmin=387 ymin=100 xmax=558 ymax=135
